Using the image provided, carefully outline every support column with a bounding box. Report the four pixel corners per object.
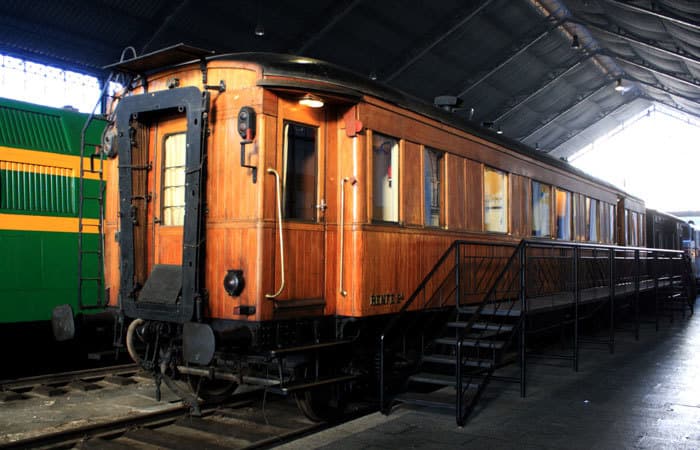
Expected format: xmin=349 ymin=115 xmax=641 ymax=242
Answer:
xmin=519 ymin=244 xmax=527 ymax=398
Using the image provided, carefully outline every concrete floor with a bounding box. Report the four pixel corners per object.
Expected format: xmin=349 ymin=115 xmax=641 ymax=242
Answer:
xmin=281 ymin=301 xmax=700 ymax=449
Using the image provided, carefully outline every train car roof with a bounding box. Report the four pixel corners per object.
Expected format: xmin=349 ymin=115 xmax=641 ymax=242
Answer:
xmin=110 ymin=45 xmax=643 ymax=203
xmin=646 ymin=208 xmax=692 ymax=224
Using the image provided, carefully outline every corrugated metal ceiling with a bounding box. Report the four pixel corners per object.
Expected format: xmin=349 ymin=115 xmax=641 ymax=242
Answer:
xmin=0 ymin=0 xmax=697 ymax=158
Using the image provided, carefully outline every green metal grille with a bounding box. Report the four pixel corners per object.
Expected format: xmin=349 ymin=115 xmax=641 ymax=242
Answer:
xmin=0 ymin=163 xmax=76 ymax=215
xmin=0 ymin=105 xmax=68 ymax=152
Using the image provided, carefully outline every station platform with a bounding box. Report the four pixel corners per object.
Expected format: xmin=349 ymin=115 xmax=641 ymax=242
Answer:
xmin=281 ymin=300 xmax=700 ymax=449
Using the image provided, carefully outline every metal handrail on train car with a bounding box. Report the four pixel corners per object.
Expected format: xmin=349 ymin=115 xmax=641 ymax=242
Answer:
xmin=266 ymin=168 xmax=286 ymax=299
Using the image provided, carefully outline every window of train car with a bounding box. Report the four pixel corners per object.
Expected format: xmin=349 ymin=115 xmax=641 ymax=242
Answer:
xmin=629 ymin=211 xmax=639 ymax=246
xmin=282 ymin=122 xmax=318 ymax=221
xmin=162 ymin=133 xmax=186 ymax=226
xmin=586 ymin=198 xmax=600 ymax=242
xmin=624 ymin=209 xmax=630 ymax=245
xmin=424 ymin=148 xmax=444 ymax=227
xmin=555 ymin=188 xmax=572 ymax=240
xmin=599 ymin=202 xmax=609 ymax=243
xmin=484 ymin=167 xmax=508 ymax=233
xmin=372 ymin=133 xmax=400 ymax=223
xmin=531 ymin=181 xmax=552 ymax=237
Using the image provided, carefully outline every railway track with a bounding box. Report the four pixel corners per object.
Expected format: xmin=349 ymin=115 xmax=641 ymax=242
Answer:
xmin=0 ymin=389 xmax=374 ymax=450
xmin=0 ymin=363 xmax=141 ymax=401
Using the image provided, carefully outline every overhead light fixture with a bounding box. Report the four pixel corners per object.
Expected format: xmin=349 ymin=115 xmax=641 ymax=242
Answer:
xmin=496 ymin=125 xmax=503 ymax=135
xmin=255 ymin=23 xmax=265 ymax=36
xmin=299 ymin=94 xmax=324 ymax=108
xmin=614 ymin=79 xmax=625 ymax=92
xmin=255 ymin=0 xmax=265 ymax=36
xmin=571 ymin=34 xmax=580 ymax=49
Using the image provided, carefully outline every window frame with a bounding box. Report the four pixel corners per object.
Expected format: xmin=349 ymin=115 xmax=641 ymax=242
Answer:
xmin=370 ymin=131 xmax=401 ymax=224
xmin=586 ymin=197 xmax=600 ymax=243
xmin=281 ymin=120 xmax=319 ymax=222
xmin=554 ymin=187 xmax=572 ymax=240
xmin=483 ymin=166 xmax=509 ymax=234
xmin=423 ymin=146 xmax=445 ymax=228
xmin=160 ymin=131 xmax=187 ymax=227
xmin=531 ymin=180 xmax=553 ymax=238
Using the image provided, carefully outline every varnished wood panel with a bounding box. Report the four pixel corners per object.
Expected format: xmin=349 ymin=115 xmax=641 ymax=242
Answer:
xmin=402 ymin=141 xmax=422 ymax=226
xmin=446 ymin=154 xmax=467 ymax=231
xmin=465 ymin=159 xmax=483 ymax=232
xmin=343 ymin=227 xmax=520 ymax=317
xmin=510 ymin=174 xmax=529 ymax=238
xmin=571 ymin=194 xmax=584 ymax=242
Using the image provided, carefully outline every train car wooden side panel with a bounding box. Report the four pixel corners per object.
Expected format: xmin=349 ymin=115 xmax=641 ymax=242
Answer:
xmin=105 ymin=55 xmax=650 ymax=327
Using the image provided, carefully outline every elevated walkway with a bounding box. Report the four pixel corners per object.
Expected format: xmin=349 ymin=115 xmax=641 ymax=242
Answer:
xmin=282 ymin=304 xmax=700 ymax=448
xmin=379 ymin=239 xmax=694 ymax=426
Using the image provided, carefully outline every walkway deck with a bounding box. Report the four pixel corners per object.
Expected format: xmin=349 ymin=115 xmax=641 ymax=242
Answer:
xmin=281 ymin=298 xmax=700 ymax=449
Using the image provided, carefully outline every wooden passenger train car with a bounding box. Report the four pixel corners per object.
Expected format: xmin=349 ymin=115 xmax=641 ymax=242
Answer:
xmin=0 ymin=97 xmax=110 ymax=346
xmin=646 ymin=209 xmax=700 ymax=283
xmin=104 ymin=45 xmax=652 ymax=415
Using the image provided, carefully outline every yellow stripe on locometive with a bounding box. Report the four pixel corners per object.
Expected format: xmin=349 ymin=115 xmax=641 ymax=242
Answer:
xmin=0 ymin=146 xmax=103 ymax=181
xmin=0 ymin=214 xmax=100 ymax=234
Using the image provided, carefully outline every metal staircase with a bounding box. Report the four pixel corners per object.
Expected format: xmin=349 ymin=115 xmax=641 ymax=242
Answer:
xmin=379 ymin=239 xmax=692 ymax=427
xmin=380 ymin=240 xmax=524 ymax=426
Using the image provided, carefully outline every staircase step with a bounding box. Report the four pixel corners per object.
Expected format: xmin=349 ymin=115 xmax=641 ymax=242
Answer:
xmin=394 ymin=391 xmax=455 ymax=410
xmin=408 ymin=372 xmax=481 ymax=389
xmin=434 ymin=337 xmax=505 ymax=349
xmin=423 ymin=354 xmax=494 ymax=368
xmin=448 ymin=322 xmax=514 ymax=333
xmin=459 ymin=305 xmax=521 ymax=317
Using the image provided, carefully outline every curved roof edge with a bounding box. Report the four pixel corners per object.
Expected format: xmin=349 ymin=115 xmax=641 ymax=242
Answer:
xmin=211 ymin=52 xmax=642 ymax=201
xmin=109 ymin=46 xmax=642 ymax=202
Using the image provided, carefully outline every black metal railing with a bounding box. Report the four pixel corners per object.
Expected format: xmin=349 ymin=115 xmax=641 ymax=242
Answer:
xmin=379 ymin=238 xmax=691 ymax=425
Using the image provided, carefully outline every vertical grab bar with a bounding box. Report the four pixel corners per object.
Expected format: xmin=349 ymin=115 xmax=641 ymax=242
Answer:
xmin=339 ymin=177 xmax=357 ymax=297
xmin=266 ymin=168 xmax=285 ymax=298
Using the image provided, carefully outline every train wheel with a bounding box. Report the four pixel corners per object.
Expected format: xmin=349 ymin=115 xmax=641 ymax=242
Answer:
xmin=188 ymin=376 xmax=238 ymax=402
xmin=294 ymin=384 xmax=347 ymax=422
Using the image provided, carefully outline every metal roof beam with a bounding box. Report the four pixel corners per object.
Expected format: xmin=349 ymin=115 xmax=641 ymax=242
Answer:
xmin=639 ymin=94 xmax=683 ymax=113
xmin=521 ymin=82 xmax=611 ymax=142
xmin=602 ymin=0 xmax=700 ymax=33
xmin=614 ymin=55 xmax=700 ymax=91
xmin=383 ymin=0 xmax=496 ymax=82
xmin=586 ymin=22 xmax=700 ymax=68
xmin=295 ymin=0 xmax=363 ymax=55
xmin=637 ymin=84 xmax=698 ymax=110
xmin=457 ymin=17 xmax=565 ymax=98
xmin=493 ymin=55 xmax=592 ymax=123
xmin=546 ymin=99 xmax=639 ymax=154
xmin=139 ymin=0 xmax=190 ymax=54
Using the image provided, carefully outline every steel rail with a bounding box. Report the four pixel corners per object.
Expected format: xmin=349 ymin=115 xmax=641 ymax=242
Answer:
xmin=0 ymin=363 xmax=139 ymax=392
